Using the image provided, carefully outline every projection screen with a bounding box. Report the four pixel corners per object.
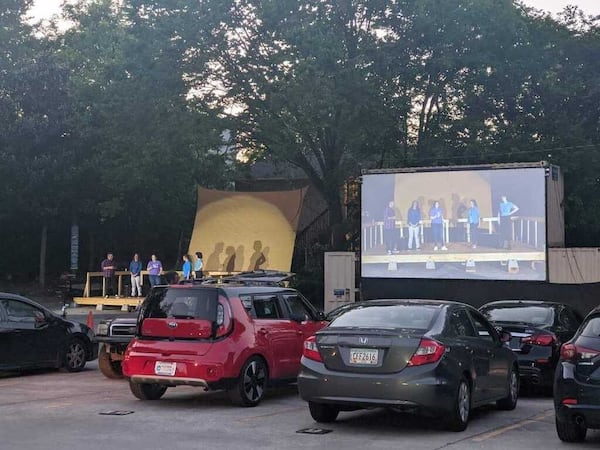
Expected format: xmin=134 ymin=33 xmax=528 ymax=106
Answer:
xmin=188 ymin=187 xmax=307 ymax=273
xmin=361 ymin=167 xmax=547 ymax=281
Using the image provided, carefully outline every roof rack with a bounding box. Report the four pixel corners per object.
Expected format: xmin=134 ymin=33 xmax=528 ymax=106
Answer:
xmin=177 ymin=270 xmax=295 ymax=287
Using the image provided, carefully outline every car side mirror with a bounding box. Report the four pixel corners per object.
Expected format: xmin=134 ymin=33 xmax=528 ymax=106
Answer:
xmin=61 ymin=303 xmax=70 ymax=318
xmin=290 ymin=312 xmax=306 ymax=323
xmin=316 ymin=311 xmax=326 ymax=321
xmin=500 ymin=330 xmax=511 ymax=343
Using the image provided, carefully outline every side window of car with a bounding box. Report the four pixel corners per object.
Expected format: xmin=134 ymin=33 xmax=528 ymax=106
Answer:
xmin=283 ymin=294 xmax=316 ymax=321
xmin=448 ymin=308 xmax=477 ymax=337
xmin=252 ymin=295 xmax=281 ymax=320
xmin=468 ymin=311 xmax=496 ymax=343
xmin=240 ymin=295 xmax=256 ymax=319
xmin=1 ymin=300 xmax=44 ymax=323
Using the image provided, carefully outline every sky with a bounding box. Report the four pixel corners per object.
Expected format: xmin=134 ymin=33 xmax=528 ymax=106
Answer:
xmin=28 ymin=0 xmax=600 ymax=20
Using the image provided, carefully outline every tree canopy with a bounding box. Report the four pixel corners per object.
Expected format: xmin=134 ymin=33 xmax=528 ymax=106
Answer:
xmin=0 ymin=0 xmax=599 ymax=283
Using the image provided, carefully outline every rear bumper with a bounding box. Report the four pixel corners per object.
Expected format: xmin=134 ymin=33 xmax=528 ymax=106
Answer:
xmin=122 ymin=351 xmax=232 ymax=388
xmin=555 ymin=362 xmax=600 ymax=428
xmin=130 ymin=374 xmax=209 ymax=388
xmin=517 ymin=361 xmax=554 ymax=387
xmin=298 ymin=358 xmax=456 ymax=414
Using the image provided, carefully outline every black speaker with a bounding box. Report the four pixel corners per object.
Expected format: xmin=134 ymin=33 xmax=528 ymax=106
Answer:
xmin=478 ymin=232 xmax=503 ymax=249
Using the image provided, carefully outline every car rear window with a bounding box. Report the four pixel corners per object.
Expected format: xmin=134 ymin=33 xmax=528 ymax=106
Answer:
xmin=579 ymin=316 xmax=600 ymax=338
xmin=481 ymin=306 xmax=554 ymax=326
xmin=142 ymin=287 xmax=218 ymax=320
xmin=329 ymin=305 xmax=439 ymax=330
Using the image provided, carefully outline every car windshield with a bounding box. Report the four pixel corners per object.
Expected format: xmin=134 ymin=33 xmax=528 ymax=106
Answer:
xmin=142 ymin=287 xmax=218 ymax=320
xmin=482 ymin=306 xmax=554 ymax=326
xmin=329 ymin=304 xmax=439 ymax=330
xmin=579 ymin=316 xmax=600 ymax=337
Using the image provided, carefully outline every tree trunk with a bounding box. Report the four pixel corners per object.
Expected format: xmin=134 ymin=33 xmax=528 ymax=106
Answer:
xmin=39 ymin=223 xmax=47 ymax=287
xmin=326 ymin=188 xmax=345 ymax=250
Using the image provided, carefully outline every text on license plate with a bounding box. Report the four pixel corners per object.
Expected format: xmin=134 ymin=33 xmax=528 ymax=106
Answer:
xmin=155 ymin=361 xmax=176 ymax=376
xmin=349 ymin=348 xmax=378 ymax=365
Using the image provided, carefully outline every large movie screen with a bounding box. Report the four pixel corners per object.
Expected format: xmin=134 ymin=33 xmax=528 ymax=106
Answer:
xmin=361 ymin=168 xmax=547 ymax=281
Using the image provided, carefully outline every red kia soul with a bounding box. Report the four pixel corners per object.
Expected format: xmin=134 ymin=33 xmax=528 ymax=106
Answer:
xmin=122 ymin=282 xmax=327 ymax=406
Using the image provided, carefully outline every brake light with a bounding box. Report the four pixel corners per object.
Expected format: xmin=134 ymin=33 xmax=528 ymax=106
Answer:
xmin=407 ymin=338 xmax=445 ymax=367
xmin=562 ymin=398 xmax=578 ymax=405
xmin=561 ymin=343 xmax=600 ymax=361
xmin=215 ymin=296 xmax=232 ymax=338
xmin=521 ymin=334 xmax=556 ymax=346
xmin=303 ymin=335 xmax=323 ymax=362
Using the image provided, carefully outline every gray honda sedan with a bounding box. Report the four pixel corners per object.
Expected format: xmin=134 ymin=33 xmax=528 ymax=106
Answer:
xmin=298 ymin=299 xmax=519 ymax=431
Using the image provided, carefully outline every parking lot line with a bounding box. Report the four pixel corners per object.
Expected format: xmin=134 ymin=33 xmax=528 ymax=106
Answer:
xmin=471 ymin=410 xmax=554 ymax=442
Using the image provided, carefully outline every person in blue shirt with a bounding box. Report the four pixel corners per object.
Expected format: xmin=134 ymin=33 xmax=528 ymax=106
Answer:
xmin=499 ymin=196 xmax=519 ymax=249
xmin=129 ymin=253 xmax=143 ymax=297
xmin=182 ymin=254 xmax=192 ymax=280
xmin=467 ymin=200 xmax=481 ymax=249
xmin=429 ymin=201 xmax=446 ymax=250
xmin=407 ymin=201 xmax=421 ymax=250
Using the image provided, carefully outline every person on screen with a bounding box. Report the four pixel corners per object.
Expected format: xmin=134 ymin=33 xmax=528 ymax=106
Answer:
xmin=383 ymin=201 xmax=397 ymax=255
xmin=407 ymin=201 xmax=421 ymax=250
xmin=499 ymin=196 xmax=519 ymax=249
xmin=429 ymin=201 xmax=446 ymax=251
xmin=467 ymin=199 xmax=480 ymax=249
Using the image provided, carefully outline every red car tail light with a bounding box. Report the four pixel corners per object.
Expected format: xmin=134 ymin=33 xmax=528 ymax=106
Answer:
xmin=215 ymin=296 xmax=233 ymax=338
xmin=561 ymin=343 xmax=600 ymax=361
xmin=521 ymin=334 xmax=556 ymax=346
xmin=303 ymin=335 xmax=323 ymax=362
xmin=407 ymin=338 xmax=445 ymax=367
xmin=562 ymin=398 xmax=578 ymax=405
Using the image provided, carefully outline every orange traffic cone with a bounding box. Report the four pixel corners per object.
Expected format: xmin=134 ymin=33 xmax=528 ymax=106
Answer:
xmin=87 ymin=310 xmax=94 ymax=329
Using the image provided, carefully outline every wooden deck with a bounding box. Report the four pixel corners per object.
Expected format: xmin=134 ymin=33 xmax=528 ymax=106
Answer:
xmin=73 ymin=296 xmax=144 ymax=311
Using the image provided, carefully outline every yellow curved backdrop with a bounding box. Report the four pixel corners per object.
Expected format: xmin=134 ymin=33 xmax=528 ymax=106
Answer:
xmin=188 ymin=187 xmax=307 ymax=272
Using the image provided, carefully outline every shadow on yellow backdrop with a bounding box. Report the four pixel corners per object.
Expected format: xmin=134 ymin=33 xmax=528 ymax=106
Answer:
xmin=188 ymin=187 xmax=307 ymax=272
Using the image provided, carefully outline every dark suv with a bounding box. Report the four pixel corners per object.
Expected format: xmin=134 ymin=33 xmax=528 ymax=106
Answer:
xmin=554 ymin=306 xmax=600 ymax=442
xmin=122 ymin=281 xmax=327 ymax=406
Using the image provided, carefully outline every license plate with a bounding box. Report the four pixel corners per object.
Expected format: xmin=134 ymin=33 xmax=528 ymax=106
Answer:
xmin=155 ymin=361 xmax=176 ymax=376
xmin=349 ymin=348 xmax=378 ymax=365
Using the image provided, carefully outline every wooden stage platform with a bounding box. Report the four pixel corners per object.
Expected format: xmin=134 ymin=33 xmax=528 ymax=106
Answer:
xmin=73 ymin=296 xmax=144 ymax=311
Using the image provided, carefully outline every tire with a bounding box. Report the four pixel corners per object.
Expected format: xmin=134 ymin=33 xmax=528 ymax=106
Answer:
xmin=497 ymin=366 xmax=519 ymax=410
xmin=129 ymin=381 xmax=167 ymax=400
xmin=555 ymin=416 xmax=587 ymax=443
xmin=446 ymin=377 xmax=471 ymax=432
xmin=228 ymin=356 xmax=268 ymax=407
xmin=308 ymin=401 xmax=339 ymax=423
xmin=63 ymin=337 xmax=87 ymax=372
xmin=98 ymin=345 xmax=123 ymax=379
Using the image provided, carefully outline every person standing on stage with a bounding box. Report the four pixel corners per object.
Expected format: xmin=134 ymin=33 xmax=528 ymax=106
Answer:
xmin=407 ymin=200 xmax=421 ymax=250
xmin=383 ymin=200 xmax=397 ymax=254
xmin=467 ymin=199 xmax=481 ymax=249
xmin=129 ymin=253 xmax=143 ymax=297
xmin=429 ymin=201 xmax=446 ymax=251
xmin=499 ymin=196 xmax=519 ymax=249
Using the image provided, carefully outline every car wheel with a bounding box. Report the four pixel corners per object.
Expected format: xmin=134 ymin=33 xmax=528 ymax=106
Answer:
xmin=308 ymin=401 xmax=339 ymax=423
xmin=446 ymin=377 xmax=470 ymax=432
xmin=63 ymin=337 xmax=87 ymax=372
xmin=129 ymin=381 xmax=167 ymax=400
xmin=98 ymin=345 xmax=124 ymax=379
xmin=228 ymin=356 xmax=268 ymax=407
xmin=555 ymin=416 xmax=587 ymax=442
xmin=497 ymin=366 xmax=519 ymax=410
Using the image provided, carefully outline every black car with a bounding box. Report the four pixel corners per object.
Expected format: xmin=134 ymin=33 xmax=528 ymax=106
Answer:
xmin=554 ymin=306 xmax=600 ymax=442
xmin=298 ymin=299 xmax=518 ymax=431
xmin=0 ymin=293 xmax=98 ymax=372
xmin=480 ymin=300 xmax=582 ymax=390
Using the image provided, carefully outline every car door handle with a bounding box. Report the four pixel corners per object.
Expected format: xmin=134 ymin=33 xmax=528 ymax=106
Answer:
xmin=296 ymin=330 xmax=303 ymax=335
xmin=465 ymin=346 xmax=473 ymax=353
xmin=258 ymin=328 xmax=269 ymax=335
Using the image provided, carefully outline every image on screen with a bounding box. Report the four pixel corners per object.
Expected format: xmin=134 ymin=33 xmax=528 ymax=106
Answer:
xmin=361 ymin=168 xmax=547 ymax=281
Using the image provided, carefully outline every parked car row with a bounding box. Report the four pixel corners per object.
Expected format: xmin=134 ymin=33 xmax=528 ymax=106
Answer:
xmin=1 ymin=283 xmax=599 ymax=440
